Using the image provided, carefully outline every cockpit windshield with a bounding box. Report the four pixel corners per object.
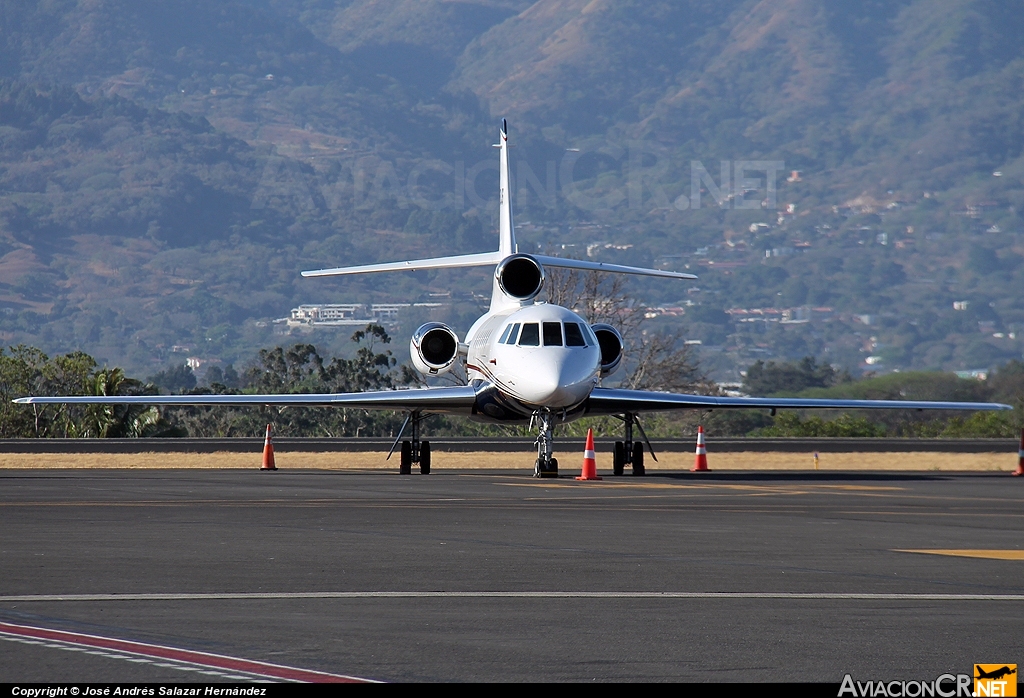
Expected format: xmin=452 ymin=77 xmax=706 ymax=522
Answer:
xmin=518 ymin=323 xmax=540 ymax=346
xmin=564 ymin=323 xmax=586 ymax=346
xmin=500 ymin=320 xmax=591 ymax=347
xmin=502 ymin=323 xmax=520 ymax=344
xmin=542 ymin=322 xmax=563 ymax=346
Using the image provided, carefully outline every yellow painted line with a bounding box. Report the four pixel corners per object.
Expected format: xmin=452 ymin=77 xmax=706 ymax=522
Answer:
xmin=809 ymin=485 xmax=903 ymax=492
xmin=499 ymin=481 xmax=903 ymax=496
xmin=895 ymin=549 xmax=1024 ymax=560
xmin=500 ymin=481 xmax=799 ymax=493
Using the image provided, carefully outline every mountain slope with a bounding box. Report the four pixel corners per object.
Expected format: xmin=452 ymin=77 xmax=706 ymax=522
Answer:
xmin=0 ymin=0 xmax=1022 ymax=380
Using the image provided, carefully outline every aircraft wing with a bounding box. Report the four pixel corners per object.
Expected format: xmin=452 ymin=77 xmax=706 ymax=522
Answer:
xmin=13 ymin=386 xmax=479 ymax=415
xmin=585 ymin=388 xmax=1013 ymax=415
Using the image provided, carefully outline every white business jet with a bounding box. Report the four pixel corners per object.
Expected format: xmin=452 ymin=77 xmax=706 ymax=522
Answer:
xmin=16 ymin=121 xmax=1012 ymax=476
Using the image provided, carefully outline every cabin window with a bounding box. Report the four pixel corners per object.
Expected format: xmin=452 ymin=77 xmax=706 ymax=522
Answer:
xmin=505 ymin=323 xmax=520 ymax=344
xmin=518 ymin=323 xmax=540 ymax=346
xmin=542 ymin=322 xmax=563 ymax=346
xmin=564 ymin=323 xmax=587 ymax=346
xmin=498 ymin=325 xmax=512 ymax=344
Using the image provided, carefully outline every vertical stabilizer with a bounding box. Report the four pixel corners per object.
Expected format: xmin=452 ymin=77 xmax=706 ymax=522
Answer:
xmin=498 ymin=119 xmax=516 ymax=258
xmin=489 ymin=119 xmax=520 ymax=312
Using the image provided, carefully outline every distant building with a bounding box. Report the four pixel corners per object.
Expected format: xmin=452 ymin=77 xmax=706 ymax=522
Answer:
xmin=955 ymin=369 xmax=989 ymax=381
xmin=780 ymin=307 xmax=810 ymax=324
xmin=280 ymin=302 xmax=444 ymax=328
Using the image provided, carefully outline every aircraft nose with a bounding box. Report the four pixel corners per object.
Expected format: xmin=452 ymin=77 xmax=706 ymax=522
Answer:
xmin=520 ymin=362 xmax=561 ymax=404
xmin=518 ymin=355 xmax=592 ymax=407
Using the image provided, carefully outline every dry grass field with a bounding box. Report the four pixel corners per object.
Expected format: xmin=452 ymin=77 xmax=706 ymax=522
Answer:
xmin=0 ymin=450 xmax=1017 ymax=472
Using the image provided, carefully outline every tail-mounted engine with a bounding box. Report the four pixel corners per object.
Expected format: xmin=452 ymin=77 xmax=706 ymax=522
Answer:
xmin=495 ymin=254 xmax=545 ymax=301
xmin=591 ymin=323 xmax=623 ymax=377
xmin=410 ymin=322 xmax=461 ymax=375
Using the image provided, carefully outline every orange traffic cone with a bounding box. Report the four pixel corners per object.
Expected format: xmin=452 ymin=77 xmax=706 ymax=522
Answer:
xmin=261 ymin=424 xmax=277 ymax=471
xmin=1014 ymin=428 xmax=1024 ymax=477
xmin=576 ymin=428 xmax=601 ymax=481
xmin=691 ymin=425 xmax=709 ymax=472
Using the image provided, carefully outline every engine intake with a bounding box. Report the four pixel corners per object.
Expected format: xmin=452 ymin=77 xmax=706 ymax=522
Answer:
xmin=496 ymin=254 xmax=544 ymax=301
xmin=410 ymin=322 xmax=460 ymax=375
xmin=591 ymin=324 xmax=623 ymax=377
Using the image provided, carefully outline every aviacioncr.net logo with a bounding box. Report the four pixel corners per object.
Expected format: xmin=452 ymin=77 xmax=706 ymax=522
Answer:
xmin=974 ymin=664 xmax=1017 ymax=697
xmin=839 ymin=674 xmax=973 ymax=697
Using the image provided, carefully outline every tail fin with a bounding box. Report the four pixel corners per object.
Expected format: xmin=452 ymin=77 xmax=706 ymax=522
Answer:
xmin=301 ymin=120 xmax=516 ymax=284
xmin=498 ymin=118 xmax=516 ymax=258
xmin=300 ymin=120 xmax=696 ymax=301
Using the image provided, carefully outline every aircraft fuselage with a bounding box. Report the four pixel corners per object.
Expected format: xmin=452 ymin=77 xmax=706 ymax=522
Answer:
xmin=464 ymin=302 xmax=601 ymax=421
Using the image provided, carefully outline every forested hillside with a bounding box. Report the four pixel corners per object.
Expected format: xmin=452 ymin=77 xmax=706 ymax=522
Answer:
xmin=0 ymin=0 xmax=1022 ymax=382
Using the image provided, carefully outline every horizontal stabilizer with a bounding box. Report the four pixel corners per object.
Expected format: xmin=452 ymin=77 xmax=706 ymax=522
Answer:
xmin=533 ymin=255 xmax=697 ymax=280
xmin=302 ymin=252 xmax=503 ymax=278
xmin=302 ymin=251 xmax=696 ymax=281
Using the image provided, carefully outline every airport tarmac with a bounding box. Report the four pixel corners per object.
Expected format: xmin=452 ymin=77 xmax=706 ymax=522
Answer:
xmin=1 ymin=467 xmax=1023 ymax=683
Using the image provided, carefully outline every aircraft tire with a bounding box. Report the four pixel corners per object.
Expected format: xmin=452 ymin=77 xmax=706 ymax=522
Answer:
xmin=631 ymin=442 xmax=645 ymax=476
xmin=400 ymin=440 xmax=412 ymax=475
xmin=535 ymin=457 xmax=558 ymax=478
xmin=613 ymin=441 xmax=625 ymax=476
xmin=420 ymin=440 xmax=431 ymax=475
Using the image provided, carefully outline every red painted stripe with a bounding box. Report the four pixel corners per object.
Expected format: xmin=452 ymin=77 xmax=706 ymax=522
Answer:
xmin=0 ymin=621 xmax=375 ymax=683
xmin=465 ymin=366 xmax=531 ymax=405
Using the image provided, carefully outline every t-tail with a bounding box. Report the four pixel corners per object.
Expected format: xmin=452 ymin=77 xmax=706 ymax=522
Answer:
xmin=300 ymin=120 xmax=697 ymax=310
xmin=498 ymin=118 xmax=515 ymax=259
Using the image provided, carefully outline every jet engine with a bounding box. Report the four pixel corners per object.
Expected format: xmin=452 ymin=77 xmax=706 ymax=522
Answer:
xmin=591 ymin=323 xmax=623 ymax=377
xmin=495 ymin=254 xmax=545 ymax=301
xmin=410 ymin=322 xmax=461 ymax=375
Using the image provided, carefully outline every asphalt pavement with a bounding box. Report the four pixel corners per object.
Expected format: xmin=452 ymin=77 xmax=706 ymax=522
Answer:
xmin=1 ymin=467 xmax=1022 ymax=682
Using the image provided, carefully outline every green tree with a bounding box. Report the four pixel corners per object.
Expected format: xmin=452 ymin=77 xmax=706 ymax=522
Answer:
xmin=0 ymin=345 xmax=169 ymax=437
xmin=148 ymin=364 xmax=197 ymax=393
xmin=164 ymin=325 xmax=419 ymax=437
xmin=743 ymin=357 xmax=851 ymax=396
xmin=752 ymin=412 xmax=886 ymax=437
xmin=73 ymin=368 xmax=162 ymax=438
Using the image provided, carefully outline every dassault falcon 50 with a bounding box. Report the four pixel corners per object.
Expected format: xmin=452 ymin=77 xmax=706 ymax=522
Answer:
xmin=16 ymin=121 xmax=1012 ymax=476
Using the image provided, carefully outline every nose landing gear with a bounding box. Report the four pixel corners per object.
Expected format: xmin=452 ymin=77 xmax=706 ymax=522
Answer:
xmin=533 ymin=409 xmax=558 ymax=478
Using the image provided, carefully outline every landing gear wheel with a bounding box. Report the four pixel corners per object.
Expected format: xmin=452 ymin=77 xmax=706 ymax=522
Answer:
xmin=631 ymin=442 xmax=645 ymax=476
xmin=613 ymin=441 xmax=625 ymax=476
xmin=419 ymin=440 xmax=431 ymax=475
xmin=399 ymin=440 xmax=412 ymax=475
xmin=534 ymin=457 xmax=559 ymax=478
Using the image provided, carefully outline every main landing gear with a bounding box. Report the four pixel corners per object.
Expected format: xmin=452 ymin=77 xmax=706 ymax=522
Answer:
xmin=390 ymin=411 xmax=431 ymax=475
xmin=611 ymin=413 xmax=656 ymax=476
xmin=533 ymin=410 xmax=558 ymax=478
